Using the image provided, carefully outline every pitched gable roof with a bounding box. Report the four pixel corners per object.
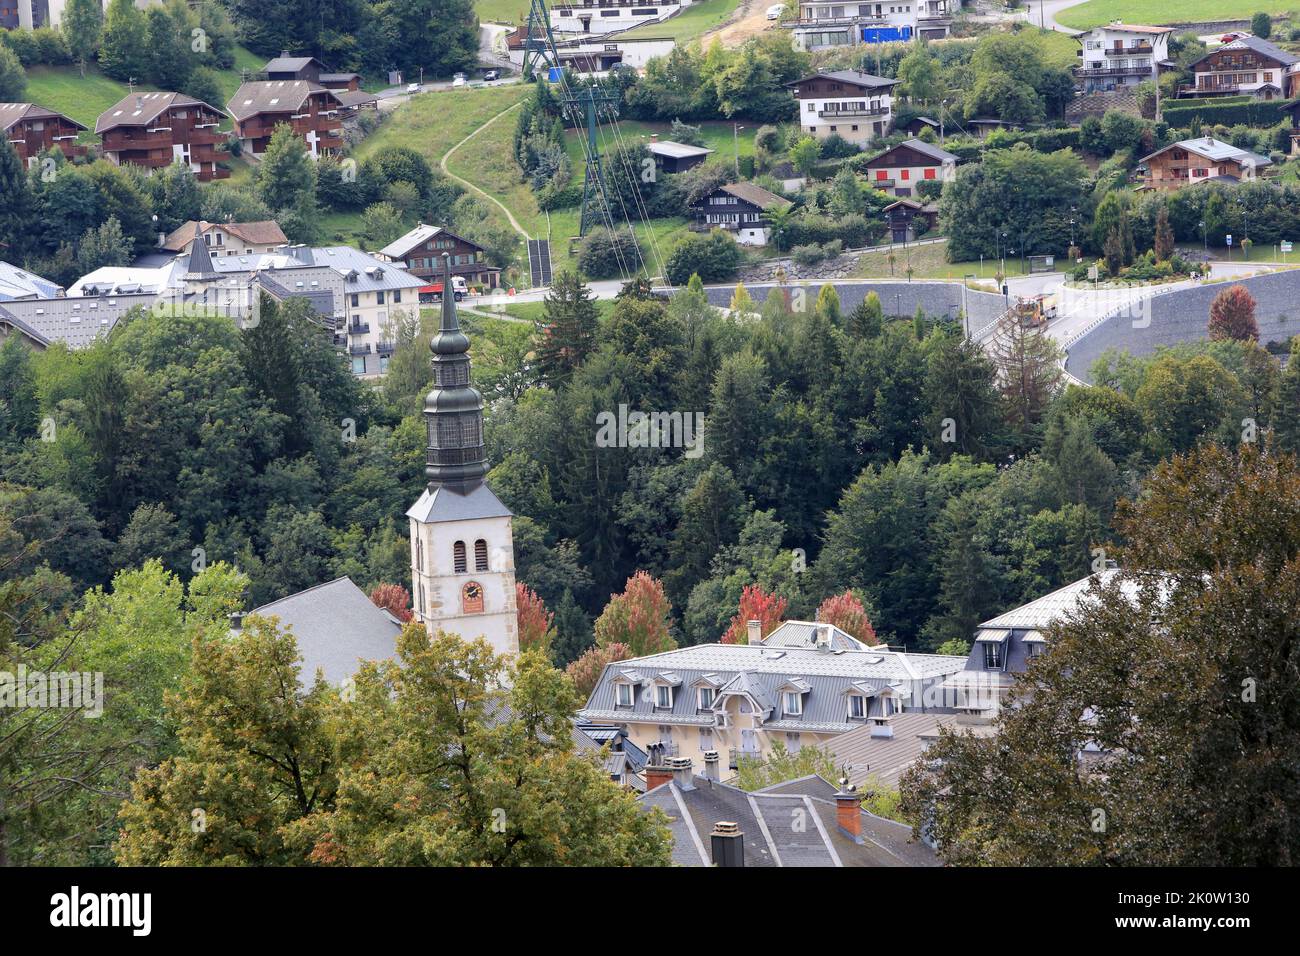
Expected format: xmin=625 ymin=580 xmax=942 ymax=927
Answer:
xmin=228 ymin=80 xmax=340 ymax=122
xmin=0 ymin=102 xmax=86 ymax=133
xmin=95 ymin=92 xmax=224 ymax=134
xmin=1140 ymin=136 xmax=1273 ymax=170
xmin=162 ymin=220 xmax=289 ymax=252
xmin=787 ymin=70 xmax=899 ymax=92
xmin=866 ymin=138 xmax=958 ymax=165
xmin=717 ymin=181 xmax=793 ymax=212
xmin=1193 ymin=34 xmax=1299 ymax=68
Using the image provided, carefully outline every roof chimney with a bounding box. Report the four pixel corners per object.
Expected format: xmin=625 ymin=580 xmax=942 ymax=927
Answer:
xmin=701 ymin=749 xmax=720 ymax=782
xmin=667 ymin=755 xmax=695 ymax=791
xmin=870 ymin=714 xmax=894 ymax=739
xmin=228 ymin=611 xmax=244 ymax=632
xmin=835 ymin=783 xmax=862 ymax=842
xmin=747 ymin=619 xmax=763 ymax=645
xmin=710 ymin=821 xmax=744 ymax=867
xmin=645 ymin=763 xmax=673 ymax=792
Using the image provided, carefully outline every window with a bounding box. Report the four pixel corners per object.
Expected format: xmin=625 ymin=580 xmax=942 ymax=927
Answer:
xmin=924 ymin=168 xmax=936 ymax=179
xmin=699 ymin=726 xmax=713 ymax=747
xmin=453 ymin=540 xmax=467 ymax=573
xmin=655 ymin=684 xmax=673 ymax=709
xmin=415 ymin=538 xmax=424 ymax=573
xmin=782 ymin=691 xmax=802 ymax=716
xmin=984 ymin=640 xmax=1004 ymax=669
xmin=849 ymin=694 xmax=866 ymax=719
xmin=393 ymin=289 xmax=402 ymax=303
xmin=474 ymin=539 xmax=488 ymax=572
xmin=876 ymin=170 xmax=887 ymax=180
xmin=900 ymin=169 xmax=909 ymax=180
xmin=350 ymin=293 xmax=359 ymax=307
xmin=376 ymin=290 xmax=385 ymax=305
xmin=615 ymin=682 xmax=634 ymax=707
xmin=697 ymin=687 xmax=715 ymax=710
xmin=351 ymin=356 xmax=365 ymax=374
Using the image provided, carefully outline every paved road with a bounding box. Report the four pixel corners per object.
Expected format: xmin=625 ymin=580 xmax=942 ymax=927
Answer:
xmin=1031 ymin=0 xmax=1091 ymax=32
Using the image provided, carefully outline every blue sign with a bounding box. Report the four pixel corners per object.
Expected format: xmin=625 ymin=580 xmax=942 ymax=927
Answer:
xmin=548 ymin=67 xmax=563 ymax=82
xmin=862 ymin=26 xmax=912 ymax=44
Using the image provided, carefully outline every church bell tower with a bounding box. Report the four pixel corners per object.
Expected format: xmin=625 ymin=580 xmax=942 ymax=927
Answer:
xmin=405 ymin=254 xmax=518 ymax=654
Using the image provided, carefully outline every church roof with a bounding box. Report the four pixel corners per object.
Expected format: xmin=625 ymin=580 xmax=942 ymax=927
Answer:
xmin=406 ymin=482 xmax=512 ymax=523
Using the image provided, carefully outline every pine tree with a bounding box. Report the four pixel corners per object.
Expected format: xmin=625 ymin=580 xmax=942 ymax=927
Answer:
xmin=256 ymin=123 xmax=317 ymax=213
xmin=990 ymin=308 xmax=1063 ymax=442
xmin=550 ymin=588 xmax=593 ymax=668
xmin=0 ymin=138 xmax=36 ymax=262
xmin=1154 ymin=204 xmax=1175 ymax=261
xmin=846 ymin=291 xmax=884 ymax=338
xmin=535 ymin=269 xmax=599 ymax=386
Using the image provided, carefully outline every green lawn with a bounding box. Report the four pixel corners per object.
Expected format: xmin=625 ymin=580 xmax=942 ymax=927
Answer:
xmin=852 ymin=239 xmax=1034 ymax=281
xmin=1056 ymin=0 xmax=1294 ymax=30
xmin=475 ymin=0 xmax=531 ymax=24
xmin=621 ymin=0 xmax=741 ymax=41
xmin=354 ymin=84 xmax=531 ymax=163
xmin=562 ymin=119 xmax=757 ymax=169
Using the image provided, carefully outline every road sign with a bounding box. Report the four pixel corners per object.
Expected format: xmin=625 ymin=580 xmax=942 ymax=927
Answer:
xmin=1226 ymin=234 xmax=1233 ymax=246
xmin=1283 ymin=241 xmax=1293 ymax=254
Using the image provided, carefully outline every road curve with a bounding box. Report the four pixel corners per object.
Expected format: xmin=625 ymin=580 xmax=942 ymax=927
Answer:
xmin=440 ymin=101 xmax=532 ymax=242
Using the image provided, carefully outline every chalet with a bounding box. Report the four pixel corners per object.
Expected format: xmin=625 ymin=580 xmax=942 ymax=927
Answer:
xmin=160 ymin=220 xmax=290 ymax=258
xmin=1184 ymin=34 xmax=1298 ymax=99
xmin=376 ymin=222 xmax=500 ymax=290
xmin=262 ymin=52 xmax=362 ymax=92
xmin=786 ymin=70 xmax=898 ymax=145
xmin=690 ymin=181 xmax=793 ymax=246
xmin=899 ymin=115 xmax=939 ymax=137
xmin=95 ymin=92 xmax=227 ymax=182
xmin=0 ymin=102 xmax=86 ymax=165
xmin=787 ymin=1 xmax=953 ymax=52
xmin=1139 ymin=136 xmax=1272 ymax=190
xmin=579 ymin=621 xmax=967 ymax=773
xmin=883 ymin=197 xmax=939 ymax=243
xmin=1073 ymin=23 xmax=1172 ymax=93
xmin=861 ymin=137 xmax=957 ymax=197
xmin=228 ymin=81 xmax=344 ymax=160
xmin=646 ymin=138 xmax=713 ymax=173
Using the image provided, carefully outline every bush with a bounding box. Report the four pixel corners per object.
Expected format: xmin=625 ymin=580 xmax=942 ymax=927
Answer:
xmin=577 ymin=227 xmax=644 ymax=279
xmin=1162 ymin=98 xmax=1284 ymax=129
xmin=819 ymin=133 xmax=861 ymax=159
xmin=791 ymin=243 xmax=825 ymax=266
xmin=665 ymin=231 xmax=743 ymax=285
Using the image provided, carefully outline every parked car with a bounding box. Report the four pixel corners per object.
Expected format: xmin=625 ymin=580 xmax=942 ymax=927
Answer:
xmin=484 ymin=69 xmax=499 ymax=82
xmin=406 ymin=82 xmax=420 ymax=94
xmin=452 ymin=73 xmax=467 ymax=88
xmin=766 ymin=3 xmax=785 ymax=18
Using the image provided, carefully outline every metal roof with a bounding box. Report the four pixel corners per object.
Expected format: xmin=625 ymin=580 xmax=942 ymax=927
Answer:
xmin=405 ymin=481 xmax=513 ymax=523
xmin=786 ymin=70 xmax=899 ymax=91
xmin=0 ymin=261 xmax=61 ymax=301
xmin=762 ymin=619 xmax=872 ymax=651
xmin=0 ymin=101 xmax=86 ymax=132
xmin=645 ymin=140 xmax=713 ymax=159
xmin=228 ymin=80 xmax=340 ymax=122
xmin=866 ymin=138 xmax=958 ymax=165
xmin=95 ymin=91 xmax=224 ymax=134
xmin=1193 ymin=34 xmax=1298 ymax=68
xmin=827 ymin=713 xmax=995 ymax=789
xmin=977 ymin=569 xmax=1126 ymax=630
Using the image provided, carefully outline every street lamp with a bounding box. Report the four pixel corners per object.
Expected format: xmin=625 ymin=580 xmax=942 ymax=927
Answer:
xmin=734 ymin=124 xmax=744 ymax=176
xmin=1199 ymin=219 xmax=1207 ymax=257
xmin=962 ymin=273 xmax=976 ymax=339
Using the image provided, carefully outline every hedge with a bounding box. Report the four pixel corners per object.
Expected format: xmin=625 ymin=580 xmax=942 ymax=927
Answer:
xmin=1162 ymin=98 xmax=1290 ymax=130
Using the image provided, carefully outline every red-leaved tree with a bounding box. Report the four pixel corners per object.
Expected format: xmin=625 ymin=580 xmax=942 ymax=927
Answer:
xmin=370 ymin=583 xmax=412 ymax=622
xmin=721 ymin=584 xmax=788 ymax=644
xmin=816 ymin=590 xmax=878 ymax=645
xmin=593 ymin=571 xmax=676 ymax=656
xmin=1208 ymin=284 xmax=1259 ymax=342
xmin=516 ymin=582 xmax=555 ymax=653
xmin=567 ymin=642 xmax=633 ymax=698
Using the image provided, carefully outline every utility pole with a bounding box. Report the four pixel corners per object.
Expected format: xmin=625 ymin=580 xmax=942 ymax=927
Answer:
xmin=563 ymin=86 xmax=619 ymax=236
xmin=522 ymin=0 xmax=562 ymax=81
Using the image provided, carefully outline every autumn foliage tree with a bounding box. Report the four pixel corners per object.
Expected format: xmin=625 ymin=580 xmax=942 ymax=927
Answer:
xmin=516 ymin=582 xmax=555 ymax=653
xmin=815 ymin=590 xmax=877 ymax=645
xmin=566 ymin=642 xmax=633 ymax=698
xmin=1208 ymin=284 xmax=1259 ymax=342
xmin=721 ymin=584 xmax=788 ymax=644
xmin=369 ymin=583 xmax=412 ymax=622
xmin=593 ymin=571 xmax=676 ymax=656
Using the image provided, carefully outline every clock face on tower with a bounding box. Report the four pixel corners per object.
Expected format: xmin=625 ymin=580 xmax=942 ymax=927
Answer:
xmin=462 ymin=582 xmax=484 ymax=614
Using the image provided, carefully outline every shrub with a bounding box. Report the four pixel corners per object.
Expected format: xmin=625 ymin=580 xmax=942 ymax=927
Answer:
xmin=665 ymin=230 xmax=743 ymax=285
xmin=577 ymin=227 xmax=644 ymax=279
xmin=791 ymin=243 xmax=826 ymax=266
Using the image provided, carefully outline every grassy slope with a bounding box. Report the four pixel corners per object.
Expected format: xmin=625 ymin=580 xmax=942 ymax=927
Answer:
xmin=475 ymin=0 xmax=531 ymax=24
xmin=25 ymin=45 xmax=269 ymax=135
xmin=621 ymin=0 xmax=741 ymax=41
xmin=1056 ymin=0 xmax=1293 ymax=30
xmin=562 ymin=118 xmax=757 ymax=169
xmin=852 ymin=239 xmax=1033 ymax=280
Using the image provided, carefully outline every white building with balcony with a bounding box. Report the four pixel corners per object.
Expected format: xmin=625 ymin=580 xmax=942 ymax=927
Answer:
xmin=548 ymin=0 xmax=688 ymax=35
xmin=1073 ymin=23 xmax=1172 ymax=93
xmin=787 ymin=1 xmax=952 ymax=52
xmin=786 ymin=69 xmax=899 ymax=146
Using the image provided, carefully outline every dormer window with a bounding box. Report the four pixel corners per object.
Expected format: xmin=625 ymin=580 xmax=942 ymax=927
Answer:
xmin=983 ymin=641 xmax=1004 ymax=669
xmin=782 ymin=691 xmax=802 ymax=716
xmin=697 ymin=687 xmax=715 ymax=710
xmin=655 ymin=684 xmax=673 ymax=709
xmin=615 ymin=682 xmax=634 ymax=707
xmin=849 ymin=694 xmax=867 ymax=719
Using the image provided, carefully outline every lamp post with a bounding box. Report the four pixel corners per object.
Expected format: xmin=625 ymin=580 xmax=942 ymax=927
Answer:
xmin=734 ymin=124 xmax=744 ymax=176
xmin=999 ymin=230 xmax=1008 ymax=277
xmin=962 ymin=273 xmax=976 ymax=339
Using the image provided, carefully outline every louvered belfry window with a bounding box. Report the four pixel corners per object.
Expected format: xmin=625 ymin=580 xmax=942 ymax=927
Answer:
xmin=474 ymin=539 xmax=488 ymax=572
xmin=453 ymin=540 xmax=467 ymax=574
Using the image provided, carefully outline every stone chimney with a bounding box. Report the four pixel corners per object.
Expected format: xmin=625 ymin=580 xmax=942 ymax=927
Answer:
xmin=701 ymin=750 xmax=720 ymax=782
xmin=711 ymin=821 xmax=744 ymax=867
xmin=746 ymin=619 xmax=763 ymax=645
xmin=667 ymin=755 xmax=694 ymax=791
xmin=835 ymin=784 xmax=862 ymax=843
xmin=645 ymin=763 xmax=673 ymax=792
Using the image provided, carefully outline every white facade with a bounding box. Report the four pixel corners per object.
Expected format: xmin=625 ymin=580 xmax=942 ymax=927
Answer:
xmin=788 ymin=1 xmax=952 ymax=52
xmin=408 ymin=498 xmax=519 ymax=656
xmin=550 ymin=0 xmax=687 ymax=35
xmin=1075 ymin=24 xmax=1171 ymax=92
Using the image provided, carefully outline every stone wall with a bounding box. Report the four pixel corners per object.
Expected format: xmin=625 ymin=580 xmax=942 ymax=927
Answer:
xmin=1065 ymin=271 xmax=1300 ymax=382
xmin=702 ymin=280 xmax=1007 ymax=330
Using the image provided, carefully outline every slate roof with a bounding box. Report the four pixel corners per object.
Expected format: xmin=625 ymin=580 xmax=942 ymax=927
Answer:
xmin=1193 ymin=34 xmax=1299 ymax=68
xmin=96 ymin=92 xmax=224 ymax=134
xmin=977 ymin=568 xmax=1122 ymax=631
xmin=228 ymin=80 xmax=340 ymax=122
xmin=581 ymin=643 xmax=967 ymax=734
xmin=787 ymin=70 xmax=898 ymax=91
xmin=161 ymin=220 xmax=289 ymax=252
xmin=246 ymin=577 xmax=404 ymax=686
xmin=645 ymin=140 xmax=713 ymax=159
xmin=0 ymin=102 xmax=86 ymax=132
xmin=0 ymin=261 xmax=61 ymax=301
xmin=0 ymin=306 xmax=51 ymax=347
xmin=263 ymin=54 xmax=328 ymax=75
xmin=314 ymin=246 xmax=425 ymax=291
xmin=827 ymin=713 xmax=995 ymax=789
xmin=640 ymin=775 xmax=934 ymax=866
xmin=406 ymin=481 xmax=513 ymax=523
xmin=865 ymin=138 xmax=958 ymax=165
xmin=0 ymin=293 xmax=159 ymax=348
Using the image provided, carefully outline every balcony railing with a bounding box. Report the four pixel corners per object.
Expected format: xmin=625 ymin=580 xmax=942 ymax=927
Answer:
xmin=729 ymin=747 xmax=761 ymax=770
xmin=1076 ymin=66 xmax=1153 ymax=77
xmin=348 ymin=322 xmax=370 ymax=335
xmin=817 ymin=106 xmax=889 ymax=118
xmin=349 ymin=343 xmax=371 ymax=355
